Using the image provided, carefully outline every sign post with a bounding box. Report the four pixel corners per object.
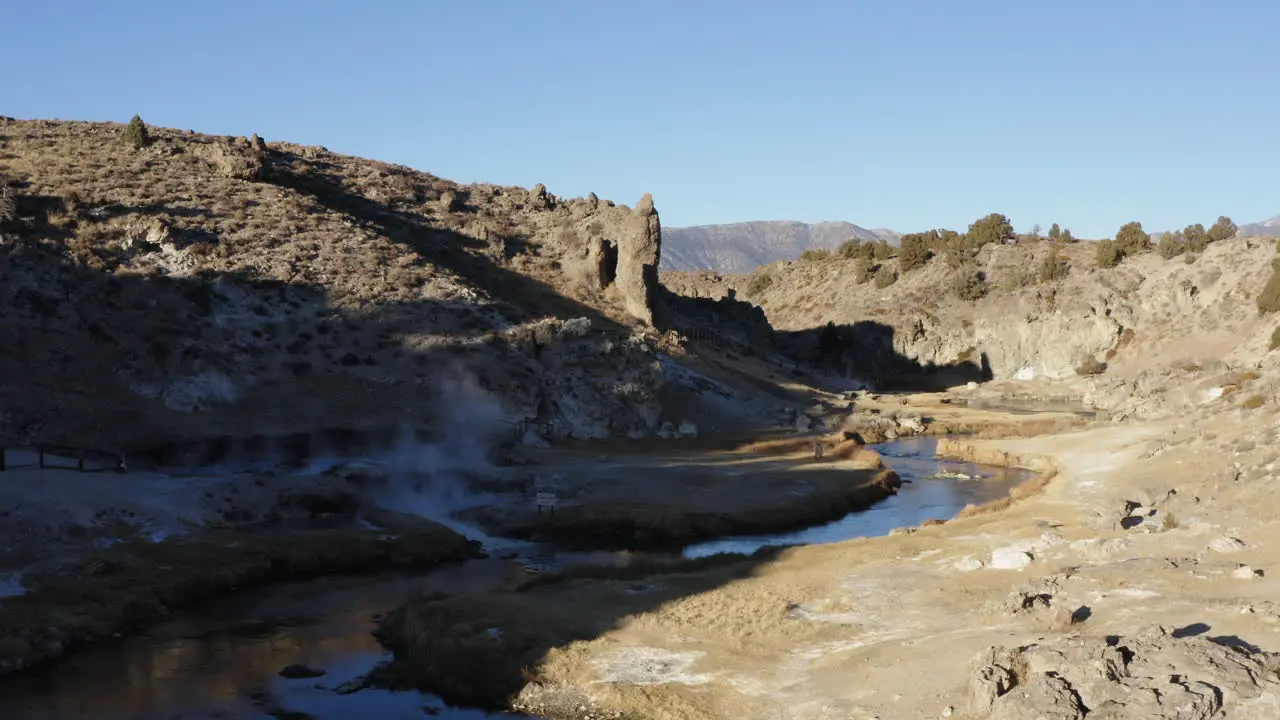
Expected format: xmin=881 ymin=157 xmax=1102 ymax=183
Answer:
xmin=534 ymin=484 xmax=559 ymax=519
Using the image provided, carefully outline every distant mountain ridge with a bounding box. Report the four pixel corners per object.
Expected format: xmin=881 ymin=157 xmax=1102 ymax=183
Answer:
xmin=1238 ymin=215 xmax=1280 ymax=238
xmin=660 ymin=220 xmax=900 ymax=274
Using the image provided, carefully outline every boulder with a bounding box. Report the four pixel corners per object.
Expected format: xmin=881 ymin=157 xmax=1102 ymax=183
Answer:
xmin=520 ymin=428 xmax=549 ymax=448
xmin=990 ymin=547 xmax=1033 ymax=570
xmin=897 ymin=415 xmax=926 ymax=434
xmin=677 ymin=420 xmax=698 ymax=439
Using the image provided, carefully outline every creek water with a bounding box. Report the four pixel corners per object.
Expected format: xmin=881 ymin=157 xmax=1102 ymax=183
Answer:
xmin=0 ymin=437 xmax=1030 ymax=719
xmin=683 ymin=436 xmax=1030 ymax=557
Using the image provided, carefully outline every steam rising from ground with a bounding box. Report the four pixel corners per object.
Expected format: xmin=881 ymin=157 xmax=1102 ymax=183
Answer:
xmin=0 ymin=369 xmax=522 ymax=558
xmin=369 ymin=368 xmax=521 ymax=547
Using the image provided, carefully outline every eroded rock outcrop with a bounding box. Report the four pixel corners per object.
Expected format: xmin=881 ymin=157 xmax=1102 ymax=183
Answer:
xmin=501 ymin=317 xmax=664 ymax=440
xmin=616 ymin=193 xmax=662 ymax=324
xmin=968 ymin=626 xmax=1280 ymax=718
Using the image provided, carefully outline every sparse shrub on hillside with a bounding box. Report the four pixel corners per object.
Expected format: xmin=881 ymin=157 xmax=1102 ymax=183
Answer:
xmin=1255 ymin=259 xmax=1280 ymax=314
xmin=853 ymin=259 xmax=874 ymax=284
xmin=872 ymin=239 xmax=894 ymax=261
xmin=1095 ymin=239 xmax=1123 ymax=268
xmin=896 ymin=233 xmax=931 ymax=272
xmin=1270 ymin=327 xmax=1280 ymax=351
xmin=935 ymin=229 xmax=962 ymax=253
xmin=747 ymin=272 xmax=774 ymax=296
xmin=1184 ymin=253 xmax=1198 ymax=265
xmin=873 ymin=265 xmax=898 ymax=288
xmin=1207 ymin=215 xmax=1238 ymax=244
xmin=1002 ymin=266 xmax=1035 ymax=290
xmin=1243 ymin=394 xmax=1266 ymax=410
xmin=1047 ymin=223 xmax=1061 ymax=241
xmin=1275 ymin=237 xmax=1280 ymax=253
xmin=837 ymin=239 xmax=862 ymax=259
xmin=124 ymin=115 xmax=150 ymax=149
xmin=799 ymin=248 xmax=831 ymax=262
xmin=964 ymin=213 xmax=1015 ymax=248
xmin=0 ymin=181 xmax=15 ymax=226
xmin=944 ymin=246 xmax=971 ymax=269
xmin=1060 ymin=228 xmax=1075 ymax=243
xmin=1157 ymin=231 xmax=1186 ymax=259
xmin=1037 ymin=253 xmax=1070 ymax=282
xmin=1076 ymin=356 xmax=1107 ymax=375
xmin=1184 ymin=223 xmax=1208 ymax=253
xmin=1114 ymin=221 xmax=1150 ymax=256
xmin=951 ymin=263 xmax=988 ymax=300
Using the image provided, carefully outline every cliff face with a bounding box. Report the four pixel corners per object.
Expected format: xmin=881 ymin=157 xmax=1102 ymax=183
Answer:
xmin=662 ymin=236 xmax=1280 ymax=415
xmin=0 ymin=118 xmax=670 ymax=449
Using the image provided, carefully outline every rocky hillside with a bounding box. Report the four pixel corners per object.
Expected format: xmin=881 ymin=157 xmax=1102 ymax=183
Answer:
xmin=0 ymin=117 xmax=677 ymax=451
xmin=661 ymin=220 xmax=899 ymax=273
xmin=665 ymin=234 xmax=1280 ymax=419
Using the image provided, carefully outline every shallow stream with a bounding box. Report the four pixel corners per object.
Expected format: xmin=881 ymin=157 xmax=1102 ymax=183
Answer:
xmin=0 ymin=437 xmax=1030 ymax=719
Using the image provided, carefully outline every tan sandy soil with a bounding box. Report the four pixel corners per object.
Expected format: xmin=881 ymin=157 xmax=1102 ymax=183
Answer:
xmin=377 ymin=403 xmax=1280 ymax=719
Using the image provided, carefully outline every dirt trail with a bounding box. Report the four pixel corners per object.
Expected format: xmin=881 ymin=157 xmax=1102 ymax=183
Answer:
xmin=379 ymin=404 xmax=1280 ymax=719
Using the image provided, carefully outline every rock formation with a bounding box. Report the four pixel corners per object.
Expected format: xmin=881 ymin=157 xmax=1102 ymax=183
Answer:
xmin=615 ymin=193 xmax=662 ymax=325
xmin=969 ymin=626 xmax=1280 ymax=719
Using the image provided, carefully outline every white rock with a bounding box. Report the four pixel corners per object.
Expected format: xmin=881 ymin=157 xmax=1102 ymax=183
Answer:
xmin=1209 ymin=536 xmax=1247 ymax=553
xmin=520 ymin=428 xmax=549 ymax=448
xmin=1013 ymin=366 xmax=1036 ymax=381
xmin=990 ymin=547 xmax=1033 ymax=570
xmin=1233 ymin=565 xmax=1260 ymax=580
xmin=953 ymin=556 xmax=985 ymax=572
xmin=898 ymin=415 xmax=926 ymax=434
xmin=656 ymin=421 xmax=677 ymax=439
xmin=677 ymin=420 xmax=698 ymax=439
xmin=795 ymin=415 xmax=812 ymax=432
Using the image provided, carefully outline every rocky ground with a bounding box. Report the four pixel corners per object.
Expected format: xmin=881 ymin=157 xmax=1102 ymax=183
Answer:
xmin=664 ymin=234 xmax=1280 ymax=417
xmin=0 ymin=118 xmax=674 ymax=450
xmin=8 ymin=115 xmax=1280 ymax=719
xmin=376 ymin=398 xmax=1280 ymax=719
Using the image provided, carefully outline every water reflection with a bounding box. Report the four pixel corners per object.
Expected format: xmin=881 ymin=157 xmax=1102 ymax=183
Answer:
xmin=683 ymin=437 xmax=1031 ymax=558
xmin=0 ymin=563 xmax=532 ymax=719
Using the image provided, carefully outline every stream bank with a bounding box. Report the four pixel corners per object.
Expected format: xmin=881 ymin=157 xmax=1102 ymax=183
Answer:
xmin=0 ymin=436 xmax=1039 ymax=718
xmin=0 ymin=512 xmax=480 ymax=678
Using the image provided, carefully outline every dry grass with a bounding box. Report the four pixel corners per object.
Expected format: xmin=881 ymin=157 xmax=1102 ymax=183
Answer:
xmin=955 ymin=469 xmax=1058 ymax=519
xmin=487 ymin=466 xmax=902 ymax=550
xmin=0 ymin=117 xmax=657 ymax=450
xmin=734 ymin=437 xmax=820 ymax=455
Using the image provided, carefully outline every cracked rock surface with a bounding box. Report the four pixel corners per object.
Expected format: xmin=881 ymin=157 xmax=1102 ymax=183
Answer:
xmin=970 ymin=625 xmax=1280 ymax=719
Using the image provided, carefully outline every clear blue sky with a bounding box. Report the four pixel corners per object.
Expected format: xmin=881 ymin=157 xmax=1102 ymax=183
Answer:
xmin=5 ymin=1 xmax=1278 ymax=237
